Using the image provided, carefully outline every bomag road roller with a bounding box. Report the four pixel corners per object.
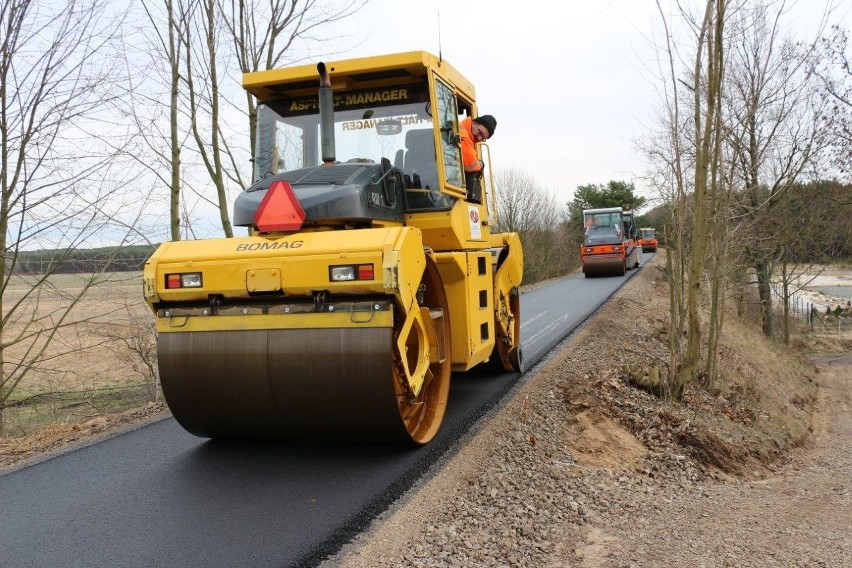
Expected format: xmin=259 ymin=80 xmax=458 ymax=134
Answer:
xmin=581 ymin=206 xmax=630 ymax=277
xmin=142 ymin=51 xmax=524 ymax=445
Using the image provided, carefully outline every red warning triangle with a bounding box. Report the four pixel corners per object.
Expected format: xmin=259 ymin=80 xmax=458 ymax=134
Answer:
xmin=253 ymin=180 xmax=306 ymax=232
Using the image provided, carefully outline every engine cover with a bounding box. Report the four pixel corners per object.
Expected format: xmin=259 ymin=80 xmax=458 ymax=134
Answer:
xmin=234 ymin=163 xmax=404 ymax=227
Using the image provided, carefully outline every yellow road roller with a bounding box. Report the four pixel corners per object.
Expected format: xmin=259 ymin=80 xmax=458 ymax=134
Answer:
xmin=143 ymin=51 xmax=524 ymax=444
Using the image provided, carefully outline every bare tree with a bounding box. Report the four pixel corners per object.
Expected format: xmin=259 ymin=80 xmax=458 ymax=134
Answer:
xmin=124 ymin=0 xmax=191 ymax=242
xmin=815 ymin=25 xmax=852 ymax=195
xmin=703 ymin=126 xmax=739 ymax=389
xmin=646 ymin=0 xmax=838 ymax=394
xmin=181 ymin=0 xmax=236 ymax=236
xmin=492 ymin=167 xmax=570 ymax=284
xmin=645 ymin=0 xmax=729 ymax=396
xmin=0 ymin=0 xmax=129 ymax=432
xmin=678 ymin=0 xmax=726 ymax=392
xmin=219 ymin=0 xmax=366 ymax=160
xmin=643 ymin=0 xmax=696 ymax=397
xmin=725 ymin=1 xmax=831 ymax=338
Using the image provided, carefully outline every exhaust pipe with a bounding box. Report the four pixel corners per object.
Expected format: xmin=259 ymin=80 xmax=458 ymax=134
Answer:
xmin=317 ymin=62 xmax=335 ymax=166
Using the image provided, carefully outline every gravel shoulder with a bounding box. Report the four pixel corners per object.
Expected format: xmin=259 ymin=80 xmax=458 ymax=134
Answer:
xmin=324 ymin=254 xmax=851 ymax=567
xmin=574 ymin=353 xmax=851 ymax=568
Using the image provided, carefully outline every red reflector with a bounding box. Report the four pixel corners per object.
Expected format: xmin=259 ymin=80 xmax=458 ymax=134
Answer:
xmin=358 ymin=264 xmax=374 ymax=280
xmin=166 ymin=274 xmax=182 ymax=289
xmin=254 ymin=180 xmax=306 ymax=232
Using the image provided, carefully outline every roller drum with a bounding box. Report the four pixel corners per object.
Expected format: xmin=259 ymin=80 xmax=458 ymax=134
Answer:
xmin=158 ymin=327 xmax=414 ymax=442
xmin=583 ymin=258 xmax=626 ymax=277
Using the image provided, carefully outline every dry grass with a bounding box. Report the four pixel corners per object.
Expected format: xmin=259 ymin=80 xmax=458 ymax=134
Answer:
xmin=704 ymin=307 xmax=818 ymax=447
xmin=0 ymin=402 xmax=169 ymax=470
xmin=2 ymin=272 xmax=158 ymax=437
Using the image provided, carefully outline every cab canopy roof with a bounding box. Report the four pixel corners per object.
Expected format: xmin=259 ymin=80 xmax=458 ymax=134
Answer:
xmin=243 ymin=51 xmax=476 ymax=103
xmin=583 ymin=207 xmax=623 ymax=215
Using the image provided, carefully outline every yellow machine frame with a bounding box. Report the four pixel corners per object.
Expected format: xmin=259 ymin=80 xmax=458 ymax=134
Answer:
xmin=143 ymin=51 xmax=524 ymax=444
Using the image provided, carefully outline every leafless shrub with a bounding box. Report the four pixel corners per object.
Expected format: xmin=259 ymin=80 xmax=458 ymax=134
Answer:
xmin=492 ymin=167 xmax=572 ymax=284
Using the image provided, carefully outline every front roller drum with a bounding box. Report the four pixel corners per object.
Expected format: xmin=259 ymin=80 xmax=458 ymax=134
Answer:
xmin=158 ymin=264 xmax=452 ymax=445
xmin=159 ymin=328 xmax=403 ymax=442
xmin=583 ymin=258 xmax=626 ymax=278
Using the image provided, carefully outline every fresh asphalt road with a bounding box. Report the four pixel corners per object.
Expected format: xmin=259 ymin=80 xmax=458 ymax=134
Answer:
xmin=0 ymin=255 xmax=651 ymax=568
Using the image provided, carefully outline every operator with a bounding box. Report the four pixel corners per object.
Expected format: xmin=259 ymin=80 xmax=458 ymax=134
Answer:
xmin=459 ymin=114 xmax=496 ymax=203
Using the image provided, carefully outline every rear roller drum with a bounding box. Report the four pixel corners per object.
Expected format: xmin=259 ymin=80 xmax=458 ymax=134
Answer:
xmin=392 ymin=256 xmax=452 ymax=444
xmin=490 ymin=287 xmax=524 ymax=374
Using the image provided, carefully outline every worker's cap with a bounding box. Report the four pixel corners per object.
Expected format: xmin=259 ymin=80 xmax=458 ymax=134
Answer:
xmin=474 ymin=115 xmax=497 ymax=138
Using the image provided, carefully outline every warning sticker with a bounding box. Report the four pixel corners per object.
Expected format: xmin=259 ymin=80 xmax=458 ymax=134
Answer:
xmin=468 ymin=205 xmax=481 ymax=239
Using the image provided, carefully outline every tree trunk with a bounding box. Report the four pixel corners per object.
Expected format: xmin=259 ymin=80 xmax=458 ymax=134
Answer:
xmin=705 ymin=239 xmax=724 ymax=390
xmin=204 ymin=0 xmax=233 ymax=238
xmin=676 ymin=0 xmax=724 ymax=394
xmin=168 ymin=0 xmax=182 ymax=241
xmin=780 ymin=262 xmax=792 ymax=344
xmin=755 ymin=261 xmax=774 ymax=337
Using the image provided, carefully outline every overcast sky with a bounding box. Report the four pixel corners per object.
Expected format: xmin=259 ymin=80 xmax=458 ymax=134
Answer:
xmin=330 ymin=0 xmax=852 ymax=206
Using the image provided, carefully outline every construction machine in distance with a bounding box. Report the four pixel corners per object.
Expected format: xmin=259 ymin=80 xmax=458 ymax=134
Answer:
xmin=142 ymin=51 xmax=524 ymax=445
xmin=580 ymin=206 xmax=640 ymax=277
xmin=639 ymin=227 xmax=658 ymax=252
xmin=620 ymin=209 xmax=642 ymax=269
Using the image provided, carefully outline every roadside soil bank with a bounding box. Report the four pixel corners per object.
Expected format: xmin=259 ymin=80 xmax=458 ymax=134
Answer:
xmin=0 ymin=402 xmax=169 ymax=471
xmin=325 ymin=253 xmax=851 ymax=567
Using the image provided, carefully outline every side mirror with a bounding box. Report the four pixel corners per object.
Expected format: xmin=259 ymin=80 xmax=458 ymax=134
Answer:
xmin=380 ymin=157 xmax=398 ymax=207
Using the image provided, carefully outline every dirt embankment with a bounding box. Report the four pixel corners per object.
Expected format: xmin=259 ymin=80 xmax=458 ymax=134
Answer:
xmin=325 ymin=253 xmax=851 ymax=567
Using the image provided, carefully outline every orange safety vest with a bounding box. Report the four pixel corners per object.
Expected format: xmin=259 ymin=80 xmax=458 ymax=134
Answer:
xmin=459 ymin=116 xmax=482 ymax=173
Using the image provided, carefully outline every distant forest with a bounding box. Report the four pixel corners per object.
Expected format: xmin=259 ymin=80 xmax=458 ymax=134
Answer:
xmin=12 ymin=245 xmax=157 ymax=275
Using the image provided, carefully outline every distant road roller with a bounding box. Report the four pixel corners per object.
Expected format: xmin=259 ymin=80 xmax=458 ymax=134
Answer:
xmin=580 ymin=206 xmax=633 ymax=277
xmin=639 ymin=227 xmax=658 ymax=252
xmin=620 ymin=209 xmax=642 ymax=270
xmin=143 ymin=52 xmax=524 ymax=444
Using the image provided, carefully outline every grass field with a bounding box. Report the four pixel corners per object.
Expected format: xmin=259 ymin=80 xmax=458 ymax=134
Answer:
xmin=2 ymin=272 xmax=158 ymax=437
